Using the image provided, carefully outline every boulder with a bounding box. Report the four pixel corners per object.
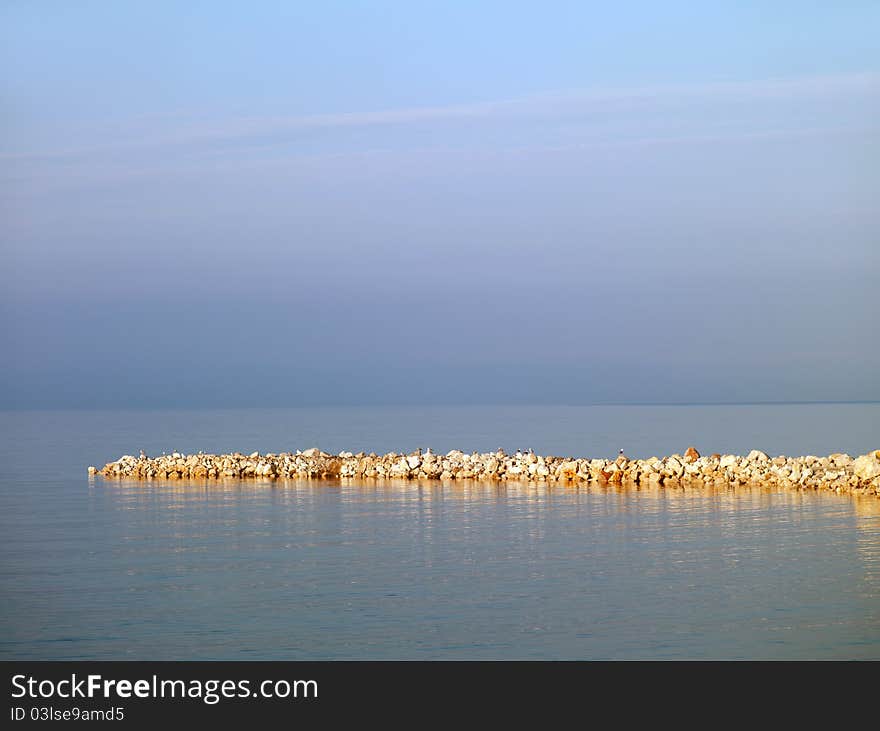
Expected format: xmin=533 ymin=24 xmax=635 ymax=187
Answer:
xmin=665 ymin=457 xmax=684 ymax=477
xmin=853 ymin=453 xmax=880 ymax=481
xmin=684 ymin=446 xmax=701 ymax=463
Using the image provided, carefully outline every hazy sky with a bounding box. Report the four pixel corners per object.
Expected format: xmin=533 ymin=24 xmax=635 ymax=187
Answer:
xmin=2 ymin=2 xmax=878 ymax=407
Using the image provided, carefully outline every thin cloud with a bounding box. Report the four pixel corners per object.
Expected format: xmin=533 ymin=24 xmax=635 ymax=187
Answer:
xmin=2 ymin=71 xmax=877 ymax=165
xmin=5 ymin=123 xmax=875 ymax=199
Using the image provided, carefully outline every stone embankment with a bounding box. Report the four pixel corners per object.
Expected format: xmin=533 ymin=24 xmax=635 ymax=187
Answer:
xmin=90 ymin=447 xmax=880 ymax=497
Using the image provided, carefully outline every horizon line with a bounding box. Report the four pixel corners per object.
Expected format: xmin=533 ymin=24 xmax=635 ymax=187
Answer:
xmin=1 ymin=400 xmax=878 ymax=413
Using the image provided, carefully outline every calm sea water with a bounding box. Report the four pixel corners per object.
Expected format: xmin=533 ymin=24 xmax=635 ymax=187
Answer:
xmin=1 ymin=404 xmax=878 ymax=659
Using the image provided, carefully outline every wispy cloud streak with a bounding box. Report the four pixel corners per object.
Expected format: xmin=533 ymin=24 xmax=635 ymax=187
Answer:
xmin=3 ymin=71 xmax=877 ymax=164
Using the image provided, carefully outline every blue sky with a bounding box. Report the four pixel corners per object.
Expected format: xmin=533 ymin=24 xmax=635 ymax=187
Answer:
xmin=1 ymin=2 xmax=878 ymax=407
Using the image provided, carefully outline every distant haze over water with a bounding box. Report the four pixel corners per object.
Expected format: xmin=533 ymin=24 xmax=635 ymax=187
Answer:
xmin=2 ymin=403 xmax=878 ymax=479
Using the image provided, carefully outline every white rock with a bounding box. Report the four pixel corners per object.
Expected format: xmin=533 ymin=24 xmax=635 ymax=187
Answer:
xmin=853 ymin=453 xmax=880 ymax=481
xmin=665 ymin=457 xmax=684 ymax=477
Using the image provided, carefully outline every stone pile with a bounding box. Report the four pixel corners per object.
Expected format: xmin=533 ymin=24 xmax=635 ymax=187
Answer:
xmin=89 ymin=447 xmax=880 ymax=497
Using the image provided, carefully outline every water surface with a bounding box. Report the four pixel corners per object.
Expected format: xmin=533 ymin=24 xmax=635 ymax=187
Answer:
xmin=1 ymin=404 xmax=878 ymax=659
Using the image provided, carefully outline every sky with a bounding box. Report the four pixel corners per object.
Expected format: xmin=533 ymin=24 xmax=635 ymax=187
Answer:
xmin=1 ymin=1 xmax=878 ymax=407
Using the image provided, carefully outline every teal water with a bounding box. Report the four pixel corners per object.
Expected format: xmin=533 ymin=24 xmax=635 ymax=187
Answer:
xmin=1 ymin=404 xmax=878 ymax=659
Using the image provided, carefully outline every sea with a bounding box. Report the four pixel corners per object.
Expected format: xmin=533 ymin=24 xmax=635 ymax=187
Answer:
xmin=1 ymin=403 xmax=878 ymax=659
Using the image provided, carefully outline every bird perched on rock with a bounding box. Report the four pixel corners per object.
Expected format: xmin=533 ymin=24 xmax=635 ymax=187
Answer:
xmin=616 ymin=449 xmax=628 ymax=465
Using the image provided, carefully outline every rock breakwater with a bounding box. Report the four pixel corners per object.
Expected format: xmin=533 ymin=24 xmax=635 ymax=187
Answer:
xmin=90 ymin=447 xmax=880 ymax=497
